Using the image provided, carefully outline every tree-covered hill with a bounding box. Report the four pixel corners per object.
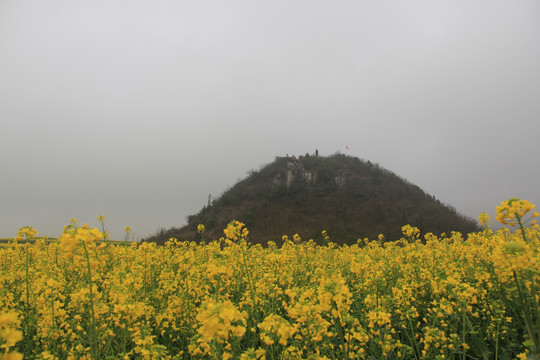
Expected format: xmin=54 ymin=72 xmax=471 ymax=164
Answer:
xmin=145 ymin=152 xmax=479 ymax=245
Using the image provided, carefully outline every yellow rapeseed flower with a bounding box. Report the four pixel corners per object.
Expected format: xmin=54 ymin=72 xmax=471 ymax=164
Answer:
xmin=14 ymin=226 xmax=38 ymax=241
xmin=0 ymin=312 xmax=23 ymax=360
xmin=478 ymin=212 xmax=490 ymax=227
xmin=496 ymin=198 xmax=536 ymax=225
xmin=223 ymin=221 xmax=248 ymax=242
xmin=197 ymin=224 xmax=205 ymax=234
xmin=401 ymin=225 xmax=420 ymax=239
xmin=258 ymin=314 xmax=296 ymax=346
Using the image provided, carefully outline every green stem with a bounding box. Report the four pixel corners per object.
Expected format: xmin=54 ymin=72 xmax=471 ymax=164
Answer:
xmin=25 ymin=243 xmax=32 ymax=355
xmin=51 ymin=296 xmax=57 ymax=357
xmin=494 ymin=321 xmax=499 ymax=360
xmin=513 ymin=271 xmax=539 ymax=353
xmin=185 ymin=269 xmax=193 ymax=334
xmin=462 ymin=307 xmax=466 ymax=360
xmin=534 ymin=279 xmax=540 ymax=354
xmin=82 ymin=241 xmax=98 ymax=360
xmin=407 ymin=316 xmax=421 ymax=360
xmin=144 ymin=248 xmax=148 ymax=300
xmin=240 ymin=243 xmax=256 ymax=311
xmin=516 ymin=216 xmax=529 ymax=242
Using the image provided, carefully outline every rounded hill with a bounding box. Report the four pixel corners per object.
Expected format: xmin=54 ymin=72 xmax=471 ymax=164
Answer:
xmin=146 ymin=153 xmax=479 ymax=245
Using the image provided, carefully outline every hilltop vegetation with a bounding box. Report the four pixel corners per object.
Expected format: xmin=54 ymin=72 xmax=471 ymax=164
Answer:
xmin=146 ymin=153 xmax=478 ymax=245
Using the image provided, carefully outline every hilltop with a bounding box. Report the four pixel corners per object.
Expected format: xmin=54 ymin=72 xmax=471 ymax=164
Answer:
xmin=146 ymin=153 xmax=479 ymax=245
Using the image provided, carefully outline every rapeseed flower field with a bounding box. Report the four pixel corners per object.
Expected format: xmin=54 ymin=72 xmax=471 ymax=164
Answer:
xmin=0 ymin=199 xmax=538 ymax=359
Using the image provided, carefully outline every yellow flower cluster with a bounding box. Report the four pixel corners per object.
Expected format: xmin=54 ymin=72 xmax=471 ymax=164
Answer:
xmin=197 ymin=224 xmax=205 ymax=234
xmin=0 ymin=312 xmax=23 ymax=360
xmin=491 ymin=230 xmax=539 ymax=275
xmin=321 ymin=230 xmax=330 ymax=242
xmin=190 ymin=299 xmax=246 ymax=359
xmin=13 ymin=226 xmax=38 ymax=241
xmin=478 ymin=212 xmax=491 ymax=227
xmin=223 ymin=220 xmax=249 ymax=242
xmin=317 ymin=274 xmax=352 ymax=317
xmin=258 ymin=314 xmax=296 ymax=346
xmin=401 ymin=224 xmax=420 ymax=239
xmin=58 ymin=223 xmax=103 ymax=253
xmin=496 ymin=198 xmax=538 ymax=227
xmin=367 ymin=309 xmax=391 ymax=328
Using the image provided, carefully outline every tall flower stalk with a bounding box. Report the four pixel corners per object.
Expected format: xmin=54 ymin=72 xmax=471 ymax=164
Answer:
xmin=495 ymin=198 xmax=539 ymax=355
xmin=14 ymin=226 xmax=38 ymax=356
xmin=58 ymin=222 xmax=104 ymax=360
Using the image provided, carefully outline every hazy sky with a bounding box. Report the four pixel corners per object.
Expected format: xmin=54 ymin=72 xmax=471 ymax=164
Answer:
xmin=1 ymin=0 xmax=539 ymax=240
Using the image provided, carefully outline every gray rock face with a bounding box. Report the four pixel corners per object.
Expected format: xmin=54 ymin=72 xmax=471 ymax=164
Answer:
xmin=272 ymin=160 xmax=318 ymax=189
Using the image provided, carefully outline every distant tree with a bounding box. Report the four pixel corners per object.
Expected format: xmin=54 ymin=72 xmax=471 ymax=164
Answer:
xmin=207 ymin=215 xmax=218 ymax=230
xmin=315 ymin=149 xmax=319 ymax=157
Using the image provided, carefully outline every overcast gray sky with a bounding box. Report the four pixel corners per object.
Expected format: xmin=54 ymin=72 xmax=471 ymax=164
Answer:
xmin=1 ymin=0 xmax=539 ymax=240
